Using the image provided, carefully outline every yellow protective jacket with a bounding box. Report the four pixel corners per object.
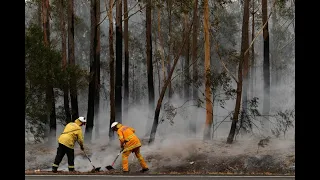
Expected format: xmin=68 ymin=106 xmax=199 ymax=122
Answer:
xmin=117 ymin=125 xmax=141 ymax=152
xmin=58 ymin=120 xmax=84 ymax=149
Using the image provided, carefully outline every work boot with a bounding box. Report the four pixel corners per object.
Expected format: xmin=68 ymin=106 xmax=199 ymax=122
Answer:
xmin=139 ymin=168 xmax=149 ymax=173
xmin=69 ymin=168 xmax=75 ymax=172
xmin=52 ymin=167 xmax=58 ymax=173
xmin=122 ymin=171 xmax=129 ymax=174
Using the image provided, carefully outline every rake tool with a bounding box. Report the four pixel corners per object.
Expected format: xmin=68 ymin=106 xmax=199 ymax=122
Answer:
xmin=82 ymin=150 xmax=101 ymax=172
xmin=77 ymin=142 xmax=101 ymax=172
xmin=106 ymin=149 xmax=124 ymax=170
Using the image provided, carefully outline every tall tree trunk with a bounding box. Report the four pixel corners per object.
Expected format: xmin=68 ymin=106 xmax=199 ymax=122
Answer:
xmin=94 ymin=0 xmax=101 ymax=140
xmin=203 ymin=0 xmax=213 ymax=140
xmin=68 ymin=0 xmax=79 ymax=121
xmin=166 ymin=0 xmax=173 ymax=99
xmin=191 ymin=0 xmax=198 ymax=136
xmin=154 ymin=10 xmax=161 ymax=97
xmin=148 ymin=23 xmax=193 ymax=145
xmin=135 ymin=64 xmax=140 ymax=105
xmin=59 ymin=0 xmax=71 ymax=124
xmin=132 ymin=57 xmax=135 ymax=104
xmin=108 ymin=0 xmax=116 ymax=139
xmin=115 ymin=0 xmax=123 ymax=123
xmin=292 ymin=0 xmax=295 ymax=33
xmin=240 ymin=0 xmax=251 ymax=136
xmin=132 ymin=53 xmax=136 ymax=105
xmin=86 ymin=0 xmax=98 ymax=142
xmin=262 ymin=0 xmax=270 ymax=132
xmin=183 ymin=13 xmax=190 ymax=101
xmin=157 ymin=8 xmax=166 ymax=85
xmin=271 ymin=8 xmax=278 ymax=92
xmin=145 ymin=0 xmax=155 ymax=136
xmin=38 ymin=2 xmax=42 ymax=26
xmin=250 ymin=0 xmax=255 ymax=100
xmin=123 ymin=0 xmax=129 ymax=123
xmin=227 ymin=0 xmax=250 ymax=144
xmin=42 ymin=0 xmax=56 ymax=144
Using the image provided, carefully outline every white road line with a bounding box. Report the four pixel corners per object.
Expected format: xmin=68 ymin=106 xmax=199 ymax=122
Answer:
xmin=25 ymin=175 xmax=295 ymax=178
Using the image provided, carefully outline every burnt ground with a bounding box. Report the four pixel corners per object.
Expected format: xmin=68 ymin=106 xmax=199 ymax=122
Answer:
xmin=25 ymin=137 xmax=295 ymax=175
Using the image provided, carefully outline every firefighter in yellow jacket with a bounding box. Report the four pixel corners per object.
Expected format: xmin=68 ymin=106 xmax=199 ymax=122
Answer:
xmin=52 ymin=117 xmax=86 ymax=172
xmin=111 ymin=122 xmax=149 ymax=173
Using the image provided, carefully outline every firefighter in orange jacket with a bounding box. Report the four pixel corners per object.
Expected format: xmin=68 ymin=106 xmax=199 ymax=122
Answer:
xmin=111 ymin=122 xmax=149 ymax=173
xmin=52 ymin=117 xmax=86 ymax=172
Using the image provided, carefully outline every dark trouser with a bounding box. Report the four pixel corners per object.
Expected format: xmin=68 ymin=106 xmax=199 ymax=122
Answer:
xmin=52 ymin=143 xmax=75 ymax=172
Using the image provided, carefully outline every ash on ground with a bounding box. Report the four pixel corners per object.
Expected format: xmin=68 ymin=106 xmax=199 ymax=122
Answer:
xmin=25 ymin=137 xmax=295 ymax=174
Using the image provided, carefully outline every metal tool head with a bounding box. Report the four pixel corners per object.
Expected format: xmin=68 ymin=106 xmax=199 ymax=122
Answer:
xmin=106 ymin=165 xmax=115 ymax=170
xmin=90 ymin=167 xmax=101 ymax=172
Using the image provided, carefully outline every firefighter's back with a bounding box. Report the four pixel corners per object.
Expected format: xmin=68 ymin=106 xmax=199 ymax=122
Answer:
xmin=119 ymin=126 xmax=142 ymax=151
xmin=58 ymin=122 xmax=81 ymax=149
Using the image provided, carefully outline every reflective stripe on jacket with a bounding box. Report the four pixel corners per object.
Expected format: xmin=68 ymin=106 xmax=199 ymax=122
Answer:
xmin=117 ymin=125 xmax=141 ymax=152
xmin=58 ymin=120 xmax=84 ymax=149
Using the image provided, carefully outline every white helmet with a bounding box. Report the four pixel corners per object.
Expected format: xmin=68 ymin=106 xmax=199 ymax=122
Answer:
xmin=111 ymin=122 xmax=119 ymax=128
xmin=78 ymin=117 xmax=86 ymax=123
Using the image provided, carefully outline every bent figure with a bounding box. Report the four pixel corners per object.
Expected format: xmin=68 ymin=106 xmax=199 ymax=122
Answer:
xmin=52 ymin=117 xmax=86 ymax=172
xmin=111 ymin=122 xmax=149 ymax=173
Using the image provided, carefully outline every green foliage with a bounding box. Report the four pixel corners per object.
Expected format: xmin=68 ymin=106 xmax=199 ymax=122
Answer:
xmin=215 ymin=0 xmax=234 ymax=8
xmin=276 ymin=0 xmax=294 ymax=19
xmin=210 ymin=71 xmax=236 ymax=109
xmin=233 ymin=97 xmax=295 ymax=138
xmin=210 ymin=1 xmax=242 ymax=76
xmin=247 ymin=97 xmax=261 ymax=116
xmin=25 ymin=24 xmax=61 ymax=89
xmin=55 ymin=105 xmax=69 ymax=126
xmin=152 ymin=0 xmax=193 ymax=14
xmin=160 ymin=102 xmax=177 ymax=125
xmin=271 ymin=108 xmax=295 ymax=138
xmin=211 ymin=3 xmax=240 ymax=48
xmin=25 ymin=24 xmax=58 ymax=142
xmin=25 ymin=87 xmax=48 ymax=143
xmin=173 ymin=0 xmax=194 ymax=14
xmin=25 ymin=23 xmax=88 ymax=142
xmin=237 ymin=97 xmax=260 ymax=135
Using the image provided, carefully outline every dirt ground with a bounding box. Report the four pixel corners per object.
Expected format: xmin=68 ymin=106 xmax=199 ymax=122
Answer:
xmin=25 ymin=137 xmax=295 ymax=175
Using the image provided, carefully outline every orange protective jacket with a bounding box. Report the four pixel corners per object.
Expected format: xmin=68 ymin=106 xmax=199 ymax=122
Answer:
xmin=117 ymin=125 xmax=142 ymax=152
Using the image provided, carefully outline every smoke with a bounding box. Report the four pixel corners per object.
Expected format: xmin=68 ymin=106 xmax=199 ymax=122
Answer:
xmin=25 ymin=0 xmax=294 ymax=172
xmin=26 ymin=93 xmax=294 ymax=172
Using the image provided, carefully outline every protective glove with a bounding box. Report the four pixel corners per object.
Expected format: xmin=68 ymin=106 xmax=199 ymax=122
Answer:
xmin=120 ymin=144 xmax=125 ymax=152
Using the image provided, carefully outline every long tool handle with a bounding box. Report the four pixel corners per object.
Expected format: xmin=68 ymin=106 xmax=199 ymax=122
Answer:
xmin=77 ymin=141 xmax=95 ymax=168
xmin=84 ymin=150 xmax=96 ymax=168
xmin=84 ymin=151 xmax=92 ymax=163
xmin=111 ymin=153 xmax=120 ymax=166
xmin=111 ymin=149 xmax=123 ymax=166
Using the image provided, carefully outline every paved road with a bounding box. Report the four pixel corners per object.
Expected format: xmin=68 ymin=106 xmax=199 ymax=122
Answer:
xmin=25 ymin=175 xmax=295 ymax=180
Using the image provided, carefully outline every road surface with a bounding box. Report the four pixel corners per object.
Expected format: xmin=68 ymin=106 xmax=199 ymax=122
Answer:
xmin=25 ymin=175 xmax=295 ymax=180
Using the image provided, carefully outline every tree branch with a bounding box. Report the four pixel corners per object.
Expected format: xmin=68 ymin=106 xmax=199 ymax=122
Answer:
xmin=210 ymin=30 xmax=238 ymax=83
xmin=122 ymin=4 xmax=147 ymax=22
xmin=123 ymin=1 xmax=140 ymax=17
xmin=250 ymin=0 xmax=261 ymax=14
xmin=244 ymin=0 xmax=277 ymax=57
xmin=279 ymin=37 xmax=295 ymax=52
xmin=98 ymin=0 xmax=117 ymax=26
xmin=213 ymin=111 xmax=233 ymax=133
